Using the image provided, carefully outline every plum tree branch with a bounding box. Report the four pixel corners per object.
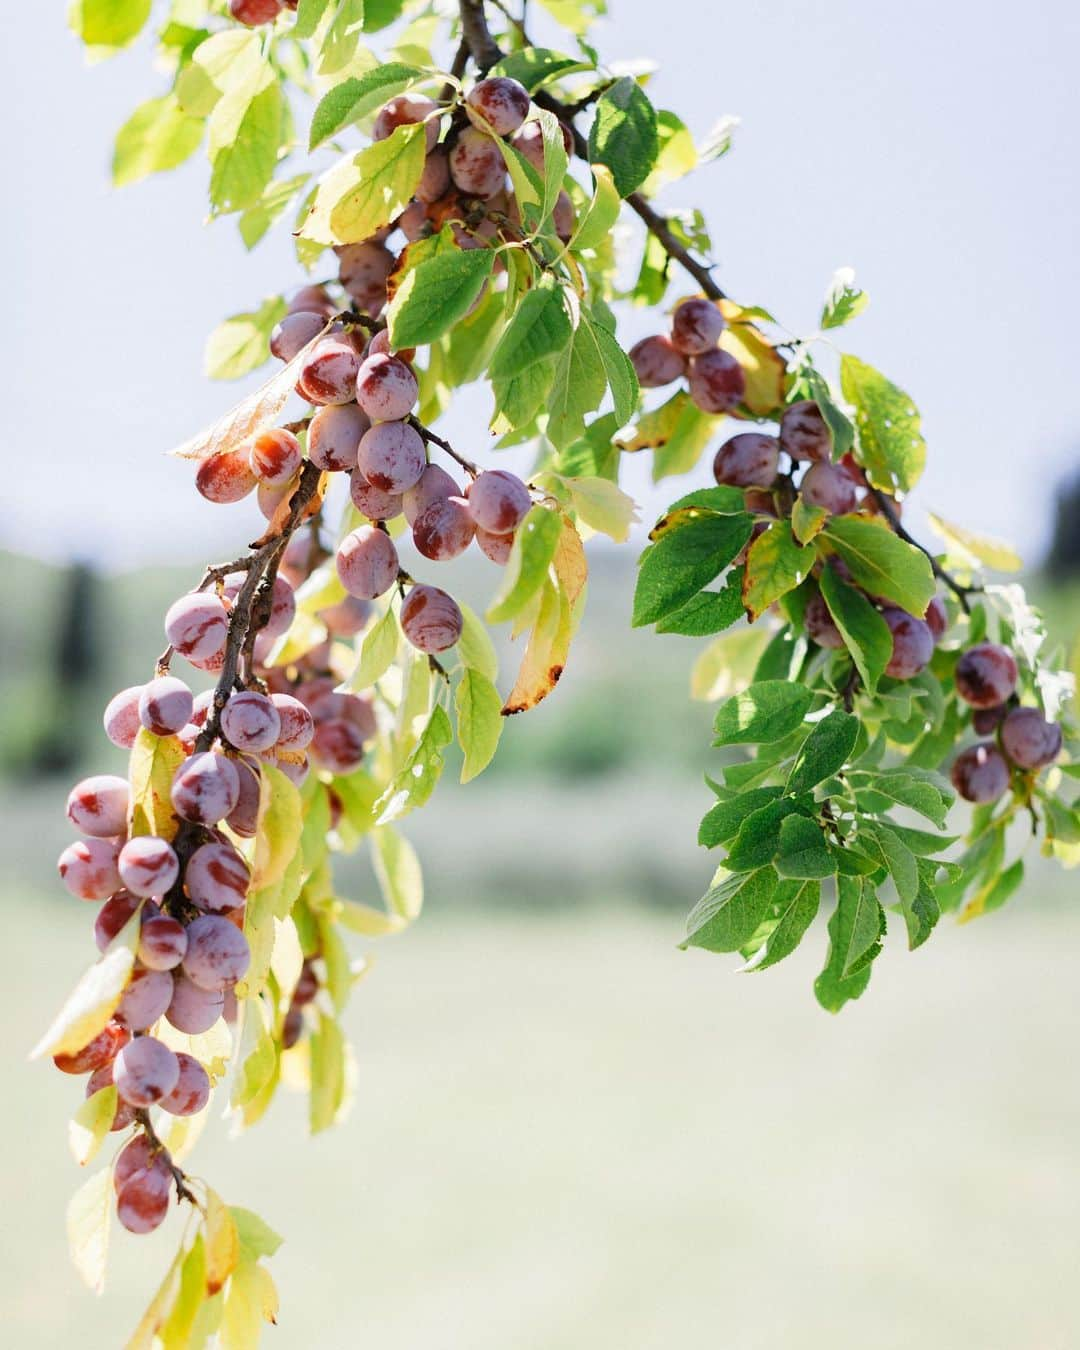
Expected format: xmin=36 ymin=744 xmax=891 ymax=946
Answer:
xmin=866 ymin=486 xmax=983 ymax=613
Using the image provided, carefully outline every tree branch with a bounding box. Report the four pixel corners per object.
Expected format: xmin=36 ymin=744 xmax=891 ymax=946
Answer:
xmin=866 ymin=486 xmax=983 ymax=613
xmin=459 ymin=0 xmax=503 ymax=72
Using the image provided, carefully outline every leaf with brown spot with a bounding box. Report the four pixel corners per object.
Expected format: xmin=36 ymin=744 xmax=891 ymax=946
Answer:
xmin=614 ymin=390 xmax=687 ymax=452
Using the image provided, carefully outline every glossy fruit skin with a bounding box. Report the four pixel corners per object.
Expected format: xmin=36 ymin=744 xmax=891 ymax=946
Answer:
xmin=171 ymin=752 xmax=241 ymax=825
xmin=476 ymin=528 xmax=513 ymax=565
xmin=779 ymin=400 xmax=832 ymax=461
xmin=250 ymin=428 xmax=302 ymax=485
xmin=712 ymin=433 xmax=780 ymax=489
xmin=413 ymin=497 xmax=476 ymax=560
xmin=272 ymin=694 xmax=315 ymax=752
xmin=221 ymin=691 xmax=281 ymax=752
xmin=186 ymin=840 xmax=251 ymax=912
xmin=467 ymin=470 xmax=531 ymax=534
xmin=166 ymin=975 xmax=225 ymax=1034
xmin=310 ymin=718 xmax=366 ymax=774
xmin=972 ymin=704 xmax=1008 ymax=736
xmin=670 ymin=298 xmax=725 ymax=355
xmin=270 ymin=310 xmax=326 ymax=363
xmin=373 ymin=94 xmax=440 ymax=152
xmin=308 ymin=402 xmax=369 ymax=473
xmin=165 ymin=593 xmax=229 ymax=664
xmin=114 ymin=1036 xmax=180 ymax=1107
xmin=138 ymin=916 xmax=188 ymax=972
xmin=336 ymin=525 xmax=400 ymax=599
xmin=467 ymin=77 xmax=531 ymax=136
xmin=800 ymin=461 xmax=858 ymax=515
xmin=628 ymin=335 xmax=686 ymax=388
xmin=880 ymin=607 xmax=935 ymax=679
xmin=449 ymin=127 xmax=507 ymax=198
xmin=924 ymin=595 xmax=948 ymax=641
xmin=350 ymin=471 xmax=403 ymax=521
xmin=804 ymin=590 xmax=845 ymax=649
xmin=951 ymin=742 xmax=1011 ymax=803
xmin=402 ymin=464 xmax=460 ymax=526
xmin=104 ymin=686 xmax=144 ymax=749
xmin=954 ymin=643 xmax=1019 ymax=709
xmin=182 ymin=915 xmax=251 ymax=993
xmin=356 ymin=420 xmax=426 ymax=494
xmin=118 ymin=836 xmax=180 ymax=898
xmin=356 ymin=353 xmax=419 ymax=422
xmin=687 ymin=348 xmax=745 ymax=413
xmin=400 ymin=585 xmax=463 ymax=653
xmin=160 ymin=1053 xmax=211 ymax=1116
xmin=66 ymin=775 xmax=130 ymax=838
xmin=297 ymin=337 xmax=360 ymax=405
xmin=138 ymin=677 xmax=194 ymax=736
xmin=53 ymin=1020 xmax=130 ymax=1075
xmin=58 ymin=838 xmax=123 ymax=901
xmin=1000 ymin=706 xmax=1063 ymax=770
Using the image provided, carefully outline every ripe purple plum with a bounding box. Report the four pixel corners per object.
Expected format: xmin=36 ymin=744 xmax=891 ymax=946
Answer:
xmin=687 ymin=348 xmax=745 ymax=413
xmin=272 ymin=694 xmax=315 ymax=752
xmin=226 ymin=757 xmax=261 ymax=839
xmin=160 ymin=1052 xmax=211 ymax=1116
xmin=373 ymin=94 xmax=440 ymax=152
xmin=467 ymin=76 xmax=530 ymax=136
xmin=308 ymin=402 xmax=369 ymax=473
xmin=118 ymin=836 xmax=179 ymax=898
xmin=800 ymin=461 xmax=858 ymax=515
xmin=336 ymin=525 xmax=399 ymax=599
xmin=165 ymin=593 xmax=229 ymax=664
xmin=670 ymin=298 xmax=725 ymax=355
xmin=973 ymin=704 xmax=1008 ymax=736
xmin=114 ymin=1035 xmax=180 ymax=1107
xmin=955 ymin=643 xmax=1019 ymax=709
xmin=270 ymin=310 xmax=326 ymax=363
xmin=552 ymin=190 xmax=575 ymax=242
xmin=400 ymin=585 xmax=463 ymax=653
xmin=182 ymin=915 xmax=251 ymax=993
xmin=116 ymin=965 xmax=175 ymax=1031
xmin=712 ymin=433 xmax=779 ymax=489
xmin=951 ymin=742 xmax=1011 ymax=804
xmin=779 ymin=401 xmax=832 ymax=462
xmin=104 ymin=686 xmax=144 ymax=749
xmin=138 ymin=676 xmax=194 ymax=736
xmin=138 ymin=915 xmax=188 ymax=972
xmin=228 ymin=0 xmax=282 ymax=25
xmin=509 ymin=119 xmax=573 ymax=172
xmin=250 ymin=428 xmax=302 ymax=485
xmin=297 ymin=337 xmax=360 ymax=406
xmin=881 ymin=607 xmax=935 ymax=680
xmin=287 ymin=284 xmax=335 ymax=317
xmin=94 ymin=892 xmax=141 ymax=950
xmin=58 ymin=838 xmax=122 ymax=901
xmin=804 ymin=590 xmax=845 ymax=649
xmin=467 ymin=469 xmax=530 ymax=534
xmin=171 ymin=752 xmax=241 ymax=825
xmin=310 ymin=718 xmax=366 ymax=774
xmin=350 ymin=471 xmax=404 ymax=521
xmin=66 ymin=774 xmax=130 ymax=838
xmin=337 ymin=241 xmax=394 ymax=310
xmin=356 ymin=420 xmax=426 ymax=494
xmin=356 ymin=353 xmax=419 ymax=422
xmin=220 ymin=691 xmax=281 ymax=752
xmin=166 ymin=975 xmax=226 ymax=1035
xmin=117 ymin=1166 xmax=172 ymax=1235
xmin=318 ymin=594 xmax=372 ymax=637
xmin=413 ymin=497 xmax=476 ymax=560
xmin=195 ymin=447 xmax=257 ymax=504
xmin=476 ymin=528 xmax=513 ymax=565
xmin=402 ymin=464 xmax=460 ymax=525
xmin=416 ymin=147 xmax=451 ymax=203
xmin=628 ymin=335 xmax=686 ymax=388
xmin=449 ymin=127 xmax=507 ymax=197
xmin=185 ymin=840 xmax=251 ymax=913
xmin=924 ymin=595 xmax=948 ymax=642
xmin=1000 ymin=706 xmax=1063 ymax=770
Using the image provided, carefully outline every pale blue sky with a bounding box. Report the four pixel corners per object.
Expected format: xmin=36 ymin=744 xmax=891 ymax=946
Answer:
xmin=4 ymin=0 xmax=1077 ymax=568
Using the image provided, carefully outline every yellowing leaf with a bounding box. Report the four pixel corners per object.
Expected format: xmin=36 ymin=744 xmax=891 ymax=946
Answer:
xmin=558 ymin=474 xmax=640 ymax=542
xmin=31 ymin=945 xmax=135 ymax=1060
xmin=159 ymin=1234 xmax=207 ymax=1350
xmin=742 ymin=520 xmax=814 ymax=621
xmin=926 ymin=512 xmax=1022 ymax=573
xmin=128 ymin=729 xmax=185 ymax=840
xmin=67 ymin=1167 xmax=113 ymax=1295
xmin=204 ymin=1189 xmax=241 ymax=1296
xmin=335 ymin=899 xmax=410 ymax=936
xmin=486 ymin=505 xmax=563 ymax=624
xmin=69 ymin=1087 xmax=118 ymax=1167
xmin=300 ymin=123 xmax=426 ymax=245
xmin=252 ymin=763 xmax=304 ymax=891
xmin=718 ymin=320 xmax=787 ymax=418
xmin=125 ymin=1241 xmax=187 ymax=1350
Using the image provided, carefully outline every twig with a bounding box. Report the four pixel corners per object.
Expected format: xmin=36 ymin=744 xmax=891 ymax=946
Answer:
xmin=134 ymin=1108 xmax=199 ymax=1207
xmin=408 ymin=416 xmax=481 ymax=477
xmin=866 ymin=486 xmax=982 ymax=613
xmin=459 ymin=0 xmax=503 ymax=72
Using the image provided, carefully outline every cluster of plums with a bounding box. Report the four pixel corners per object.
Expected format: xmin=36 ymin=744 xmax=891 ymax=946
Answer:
xmin=629 ymin=297 xmax=746 ymax=416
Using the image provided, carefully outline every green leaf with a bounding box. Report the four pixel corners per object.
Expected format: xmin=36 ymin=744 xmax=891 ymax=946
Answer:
xmin=308 ymin=63 xmax=428 ymax=149
xmin=712 ymin=680 xmax=813 ymax=746
xmin=791 ymin=496 xmax=829 ymax=546
xmin=570 ymin=165 xmax=621 ymax=253
xmin=159 ymin=1234 xmax=207 ymax=1349
xmin=902 ymin=859 xmax=942 ymax=949
xmin=252 ymin=764 xmax=303 ymax=891
xmin=231 ymin=1209 xmax=284 ymax=1263
xmin=641 ymin=109 xmax=697 ymax=194
xmin=840 ymin=354 xmax=927 ymax=493
xmin=633 ymin=512 xmax=752 ymax=627
xmin=821 ymin=516 xmax=936 ymax=617
xmin=455 ymin=668 xmax=503 ymax=783
xmin=455 ymin=602 xmax=498 ymax=681
xmin=849 ymin=770 xmax=952 ymax=828
xmin=682 ymin=866 xmax=778 ymax=953
xmin=818 ymin=567 xmax=892 ymax=694
xmin=775 ymin=815 xmax=836 ymax=879
xmin=742 ymin=520 xmax=815 ymax=621
xmin=698 ymin=785 xmax=784 ymax=848
xmin=789 ymin=362 xmax=854 ymax=460
xmin=489 ymin=280 xmax=572 ymax=380
xmin=725 ymin=799 xmax=807 ymax=872
xmin=589 ymin=312 xmax=639 ymax=424
xmin=863 ymin=823 xmax=919 ymax=906
xmin=371 ymin=825 xmax=423 ymax=920
xmin=814 ymin=876 xmax=882 ymax=1011
xmin=546 ymin=310 xmax=612 ymax=449
xmin=588 ymin=76 xmax=660 ymax=197
xmin=301 ymin=122 xmax=426 ymax=244
xmin=491 ymin=48 xmax=593 ymax=91
xmin=112 ymin=96 xmax=204 ymax=188
xmin=71 ymin=0 xmax=151 ymax=48
xmin=294 ymin=0 xmax=333 ymax=37
xmin=345 ymin=604 xmax=399 ymax=689
xmin=820 ymin=266 xmax=868 ymax=330
xmin=656 ymin=567 xmax=746 ymax=636
xmin=752 ymin=879 xmax=821 ymax=972
xmin=309 ymin=1012 xmax=347 ymax=1134
xmin=69 ymin=1088 xmax=118 ymax=1168
xmin=204 ymin=297 xmax=286 ymax=380
xmin=387 ymin=246 xmax=494 ymax=348
xmin=487 ymin=506 xmax=563 ymax=624
xmin=376 ymin=705 xmax=453 ymax=823
xmin=128 ymin=729 xmax=185 ymax=840
xmin=557 ymin=474 xmax=639 ymax=543
xmin=787 ymin=709 xmax=860 ymax=794
xmin=209 ymin=81 xmax=284 ymax=213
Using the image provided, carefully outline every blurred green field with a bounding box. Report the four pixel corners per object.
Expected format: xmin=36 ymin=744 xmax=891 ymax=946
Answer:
xmin=3 ymin=547 xmax=1080 ymax=1348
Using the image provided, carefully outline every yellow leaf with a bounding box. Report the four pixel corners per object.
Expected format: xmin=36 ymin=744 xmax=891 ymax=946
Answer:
xmin=552 ymin=514 xmax=588 ymax=609
xmin=204 ymin=1189 xmax=241 ymax=1296
xmin=718 ymin=318 xmax=787 ymax=418
xmin=125 ymin=1239 xmax=188 ymax=1350
xmin=31 ymin=945 xmax=135 ymax=1060
xmin=558 ymin=474 xmax=640 ymax=543
xmin=128 ymin=729 xmax=185 ymax=840
xmin=160 ymin=1234 xmax=207 ymax=1350
xmin=335 ymin=899 xmax=410 ymax=936
xmin=171 ymin=320 xmax=331 ymax=460
xmin=502 ymin=580 xmax=570 ymax=715
xmin=67 ymin=1166 xmax=113 ymax=1295
xmin=926 ymin=511 xmax=1023 ymax=573
xmin=69 ymin=1087 xmax=118 ymax=1167
xmin=252 ymin=763 xmax=304 ymax=890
